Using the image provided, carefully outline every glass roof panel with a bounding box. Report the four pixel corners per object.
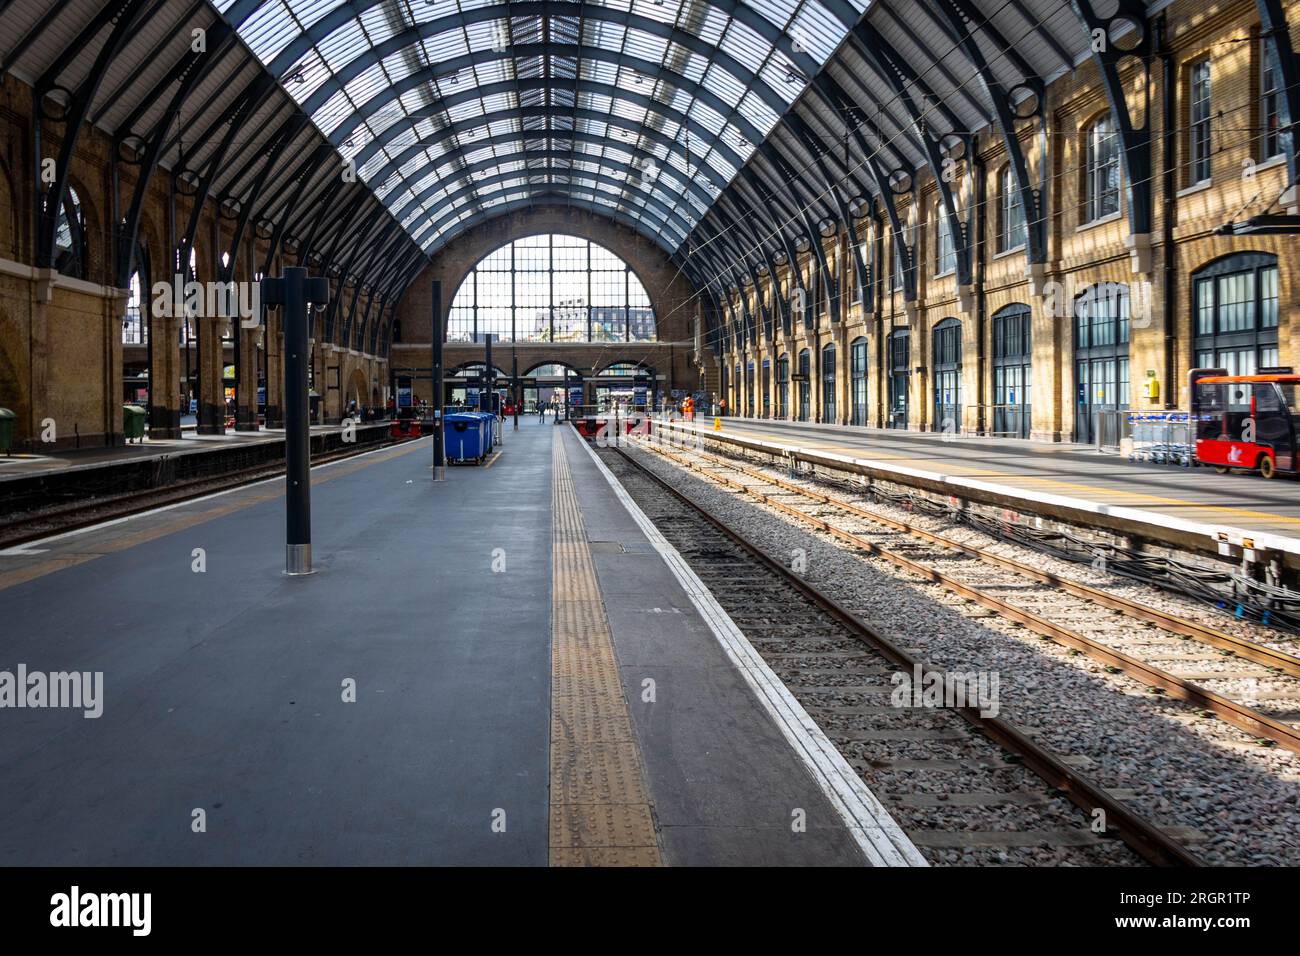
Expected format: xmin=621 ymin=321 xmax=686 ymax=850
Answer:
xmin=224 ymin=0 xmax=857 ymax=254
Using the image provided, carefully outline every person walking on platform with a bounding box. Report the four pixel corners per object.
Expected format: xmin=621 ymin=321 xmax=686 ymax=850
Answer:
xmin=537 ymin=400 xmax=547 ymax=422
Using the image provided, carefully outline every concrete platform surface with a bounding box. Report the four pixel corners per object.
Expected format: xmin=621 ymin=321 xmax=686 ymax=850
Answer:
xmin=0 ymin=428 xmax=551 ymax=865
xmin=0 ymin=416 xmax=885 ymax=866
xmin=660 ymin=417 xmax=1300 ymax=557
xmin=0 ymin=423 xmax=373 ymax=481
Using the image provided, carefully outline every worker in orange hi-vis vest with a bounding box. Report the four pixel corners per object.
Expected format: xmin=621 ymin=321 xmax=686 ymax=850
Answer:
xmin=683 ymin=396 xmax=694 ymax=422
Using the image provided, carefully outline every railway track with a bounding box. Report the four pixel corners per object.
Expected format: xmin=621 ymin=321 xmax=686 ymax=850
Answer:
xmin=0 ymin=436 xmax=414 ymax=550
xmin=598 ymin=444 xmax=1200 ymax=867
xmin=636 ymin=433 xmax=1300 ymax=755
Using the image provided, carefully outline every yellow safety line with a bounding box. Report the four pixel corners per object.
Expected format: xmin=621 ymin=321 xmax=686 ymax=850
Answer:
xmin=549 ymin=432 xmax=662 ymax=866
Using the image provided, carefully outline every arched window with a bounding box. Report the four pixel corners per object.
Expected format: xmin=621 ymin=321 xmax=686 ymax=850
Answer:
xmin=821 ymin=343 xmax=836 ymax=423
xmin=1192 ymin=253 xmax=1280 ymax=375
xmin=850 ymin=337 xmax=868 ymax=426
xmin=797 ymin=348 xmax=811 ymax=422
xmin=933 ymin=319 xmax=961 ymax=433
xmin=54 ymin=185 xmax=86 ymax=278
xmin=1083 ymin=115 xmax=1121 ymax=222
xmin=775 ymin=353 xmax=789 ymax=419
xmin=887 ymin=329 xmax=910 ymax=429
xmin=999 ymin=166 xmax=1026 ymax=253
xmin=761 ymin=358 xmax=771 ymax=418
xmin=123 ymin=270 xmax=145 ymax=344
xmin=1074 ymin=284 xmax=1130 ymax=443
xmin=447 ymin=234 xmax=654 ymax=343
xmin=993 ymin=304 xmax=1032 ymax=438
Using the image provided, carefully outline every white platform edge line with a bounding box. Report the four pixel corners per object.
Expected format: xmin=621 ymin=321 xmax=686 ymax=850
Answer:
xmin=572 ymin=432 xmax=928 ymax=868
xmin=657 ymin=420 xmax=1300 ymax=554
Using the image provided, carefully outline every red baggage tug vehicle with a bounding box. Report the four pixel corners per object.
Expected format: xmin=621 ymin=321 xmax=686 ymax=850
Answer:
xmin=1190 ymin=367 xmax=1300 ymax=479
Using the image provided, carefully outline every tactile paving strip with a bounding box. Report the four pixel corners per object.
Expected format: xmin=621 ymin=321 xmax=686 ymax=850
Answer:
xmin=550 ymin=435 xmax=662 ymax=867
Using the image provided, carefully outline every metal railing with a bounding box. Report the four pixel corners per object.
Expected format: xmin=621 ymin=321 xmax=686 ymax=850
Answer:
xmin=1092 ymin=409 xmax=1130 ymax=453
xmin=1127 ymin=410 xmax=1191 ymax=466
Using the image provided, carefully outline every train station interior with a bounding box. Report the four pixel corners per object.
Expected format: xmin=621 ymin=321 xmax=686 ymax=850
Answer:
xmin=1 ymin=0 xmax=1300 ymax=898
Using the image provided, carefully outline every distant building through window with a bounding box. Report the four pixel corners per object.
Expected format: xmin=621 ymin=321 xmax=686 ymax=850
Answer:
xmin=447 ymin=234 xmax=655 ymax=343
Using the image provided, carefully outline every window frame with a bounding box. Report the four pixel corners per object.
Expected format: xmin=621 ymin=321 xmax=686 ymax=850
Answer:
xmin=1188 ymin=58 xmax=1213 ymax=185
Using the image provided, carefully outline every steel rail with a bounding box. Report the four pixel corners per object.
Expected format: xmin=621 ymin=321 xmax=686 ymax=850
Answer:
xmin=671 ymin=440 xmax=1300 ymax=679
xmin=607 ymin=442 xmax=1201 ymax=867
xmin=637 ymin=437 xmax=1300 ymax=755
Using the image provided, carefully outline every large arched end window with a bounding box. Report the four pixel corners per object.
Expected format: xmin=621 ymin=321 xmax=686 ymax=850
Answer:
xmin=1192 ymin=252 xmax=1280 ymax=375
xmin=448 ymin=234 xmax=655 ymax=344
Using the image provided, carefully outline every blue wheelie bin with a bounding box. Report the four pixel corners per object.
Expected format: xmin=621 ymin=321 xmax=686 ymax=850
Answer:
xmin=444 ymin=411 xmax=487 ymax=463
xmin=476 ymin=411 xmax=497 ymax=451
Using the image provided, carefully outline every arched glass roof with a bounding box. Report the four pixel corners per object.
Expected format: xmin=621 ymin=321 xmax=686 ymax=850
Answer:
xmin=215 ymin=0 xmax=868 ymax=256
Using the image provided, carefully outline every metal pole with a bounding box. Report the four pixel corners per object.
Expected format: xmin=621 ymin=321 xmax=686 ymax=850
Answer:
xmin=482 ymin=333 xmax=493 ymax=412
xmin=431 ymin=280 xmax=445 ymax=481
xmin=261 ymin=266 xmax=328 ymax=576
xmin=512 ymin=349 xmax=519 ymax=431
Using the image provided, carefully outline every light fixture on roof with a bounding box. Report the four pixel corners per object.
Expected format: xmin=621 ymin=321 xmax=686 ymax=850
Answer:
xmin=290 ymin=70 xmax=305 ymax=84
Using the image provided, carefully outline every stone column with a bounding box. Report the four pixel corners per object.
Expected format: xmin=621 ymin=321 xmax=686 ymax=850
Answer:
xmin=265 ymin=308 xmax=283 ymax=429
xmin=196 ymin=315 xmax=225 ymax=435
xmin=235 ymin=321 xmax=260 ymax=431
xmin=147 ymin=293 xmax=183 ymax=439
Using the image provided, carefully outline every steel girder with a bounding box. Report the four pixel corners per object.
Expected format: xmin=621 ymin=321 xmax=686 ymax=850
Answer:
xmin=813 ymin=73 xmax=914 ymax=301
xmin=380 ymin=118 xmax=726 ymax=224
xmin=844 ymin=20 xmax=974 ymax=290
xmin=112 ymin=16 xmax=235 ymax=287
xmin=396 ymin=141 xmax=713 ymax=241
xmin=785 ymin=114 xmax=869 ymax=318
xmin=759 ymin=141 xmax=838 ymax=333
xmin=929 ymin=0 xmax=1046 ymax=267
xmin=34 ymin=0 xmax=156 ymax=270
xmin=407 ymin=168 xmax=698 ymax=249
xmin=321 ymin=202 xmax=385 ymax=340
xmin=175 ymin=73 xmax=280 ymax=282
xmin=230 ymin=0 xmax=857 ymax=78
xmin=219 ymin=116 xmax=311 ymax=280
xmin=706 ymin=203 xmax=779 ymax=336
xmin=1070 ymin=0 xmax=1154 ymax=239
xmin=358 ymin=79 xmax=748 ymax=198
xmin=257 ymin=145 xmax=334 ymax=277
xmin=716 ymin=191 xmax=791 ymax=333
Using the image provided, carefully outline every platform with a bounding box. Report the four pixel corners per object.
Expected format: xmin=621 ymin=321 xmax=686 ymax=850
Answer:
xmin=0 ymin=417 xmax=900 ymax=866
xmin=657 ymin=417 xmax=1300 ymax=565
xmin=0 ymin=423 xmax=374 ymax=481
